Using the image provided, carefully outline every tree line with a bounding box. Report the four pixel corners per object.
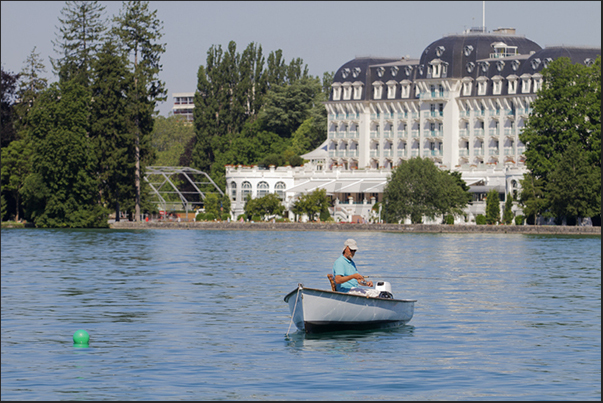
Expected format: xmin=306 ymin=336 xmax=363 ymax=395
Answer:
xmin=1 ymin=0 xmax=333 ymax=227
xmin=2 ymin=1 xmax=166 ymax=227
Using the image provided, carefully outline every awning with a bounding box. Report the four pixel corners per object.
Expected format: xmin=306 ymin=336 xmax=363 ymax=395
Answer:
xmin=285 ymin=179 xmax=334 ymax=194
xmin=469 ymin=185 xmax=507 ymax=193
xmin=286 ymin=179 xmax=388 ymax=195
xmin=327 ymin=180 xmax=387 ymax=194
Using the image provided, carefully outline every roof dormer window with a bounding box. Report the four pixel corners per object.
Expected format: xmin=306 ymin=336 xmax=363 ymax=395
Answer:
xmin=404 ymin=66 xmax=413 ymax=76
xmin=390 ymin=66 xmax=399 ymax=77
xmin=496 ymin=60 xmax=505 ymax=71
xmin=376 ymin=67 xmax=385 ymax=77
xmin=372 ymin=81 xmax=384 ymax=99
xmin=341 ymin=68 xmax=350 ymax=79
xmin=530 ymin=58 xmax=541 ymax=70
xmin=479 ymin=61 xmax=490 ymax=73
xmin=352 ymin=67 xmax=361 ymax=78
xmin=462 ymin=78 xmax=473 ymax=96
xmin=435 ymin=46 xmax=445 ymax=57
xmin=342 ymin=82 xmax=352 ymax=100
xmin=400 ymin=80 xmax=411 ymax=98
xmin=332 ymin=83 xmax=342 ymax=101
xmin=507 ymin=75 xmax=518 ymax=95
xmin=477 ymin=77 xmax=488 ymax=96
xmin=353 ymin=82 xmax=363 ymax=100
xmin=584 ymin=58 xmax=594 ymax=67
xmin=492 ymin=76 xmax=503 ymax=95
xmin=464 ymin=45 xmax=474 ymax=57
xmin=466 ymin=62 xmax=475 ymax=73
xmin=521 ymin=74 xmax=532 ymax=93
xmin=511 ymin=60 xmax=520 ymax=71
xmin=386 ymin=80 xmax=397 ymax=99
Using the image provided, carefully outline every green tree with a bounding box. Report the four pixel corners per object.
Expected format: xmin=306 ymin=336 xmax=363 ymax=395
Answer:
xmin=520 ymin=56 xmax=601 ymax=223
xmin=151 ymin=115 xmax=195 ymax=166
xmin=502 ymin=192 xmax=514 ymax=225
xmin=90 ymin=39 xmax=135 ymax=222
xmin=546 ymin=142 xmax=600 ymax=221
xmin=203 ymin=193 xmax=220 ymax=217
xmin=519 ymin=173 xmax=547 ymax=225
xmin=292 ymin=188 xmax=330 ymax=222
xmin=1 ymin=139 xmax=31 ymax=221
xmin=51 ymin=1 xmax=107 ymax=86
xmin=1 ymin=67 xmax=20 ymax=148
xmin=244 ymin=193 xmax=284 ymax=220
xmin=485 ymin=189 xmax=501 ymax=225
xmin=14 ymin=47 xmax=48 ymax=135
xmin=383 ymin=157 xmax=471 ymax=224
xmin=22 ymin=81 xmax=107 ymax=227
xmin=259 ymin=76 xmax=322 ymax=138
xmin=113 ymin=0 xmax=167 ymax=221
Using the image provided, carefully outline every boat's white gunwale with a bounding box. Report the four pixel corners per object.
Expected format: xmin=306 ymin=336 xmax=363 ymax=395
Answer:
xmin=284 ymin=286 xmax=416 ymax=303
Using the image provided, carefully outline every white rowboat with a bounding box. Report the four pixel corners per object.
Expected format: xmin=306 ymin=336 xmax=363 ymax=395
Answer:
xmin=284 ymin=284 xmax=416 ymax=333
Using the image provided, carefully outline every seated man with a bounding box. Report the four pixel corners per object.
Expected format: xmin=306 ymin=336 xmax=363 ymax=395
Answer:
xmin=333 ymin=239 xmax=380 ymax=297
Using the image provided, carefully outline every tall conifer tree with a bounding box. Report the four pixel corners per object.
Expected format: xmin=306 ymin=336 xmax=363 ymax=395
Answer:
xmin=90 ymin=39 xmax=136 ymax=222
xmin=112 ymin=0 xmax=166 ymax=221
xmin=51 ymin=1 xmax=107 ymax=86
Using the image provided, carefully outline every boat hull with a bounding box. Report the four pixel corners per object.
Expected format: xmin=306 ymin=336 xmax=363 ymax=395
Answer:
xmin=284 ymin=286 xmax=416 ymax=334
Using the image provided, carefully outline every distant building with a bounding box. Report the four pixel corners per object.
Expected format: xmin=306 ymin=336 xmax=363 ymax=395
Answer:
xmin=222 ymin=27 xmax=600 ymax=223
xmin=172 ymin=92 xmax=194 ymax=122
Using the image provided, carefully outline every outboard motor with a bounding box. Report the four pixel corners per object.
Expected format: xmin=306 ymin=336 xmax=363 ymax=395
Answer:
xmin=375 ymin=281 xmax=394 ymax=299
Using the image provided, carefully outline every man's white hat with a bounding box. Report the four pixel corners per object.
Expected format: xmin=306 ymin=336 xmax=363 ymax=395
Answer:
xmin=344 ymin=239 xmax=358 ymax=250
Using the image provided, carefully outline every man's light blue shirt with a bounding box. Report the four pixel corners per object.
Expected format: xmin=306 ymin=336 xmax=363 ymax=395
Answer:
xmin=332 ymin=254 xmax=358 ymax=292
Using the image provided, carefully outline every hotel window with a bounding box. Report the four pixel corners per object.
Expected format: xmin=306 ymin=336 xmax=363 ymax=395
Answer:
xmin=521 ymin=77 xmax=532 ymax=93
xmin=462 ymin=80 xmax=472 ymax=96
xmin=387 ymin=82 xmax=397 ymax=99
xmin=400 ymin=81 xmax=411 ymax=98
xmin=332 ymin=83 xmax=341 ymax=101
xmin=275 ymin=182 xmax=286 ymax=199
xmin=230 ymin=181 xmax=237 ymax=201
xmin=493 ymin=78 xmax=503 ymax=95
xmin=477 ymin=79 xmax=488 ymax=96
xmin=353 ymin=82 xmax=363 ymax=100
xmin=432 ymin=63 xmax=440 ymax=78
xmin=242 ymin=181 xmax=252 ymax=199
xmin=373 ymin=82 xmax=383 ymax=99
xmin=342 ymin=83 xmax=352 ymax=100
xmin=257 ymin=181 xmax=269 ymax=198
xmin=508 ymin=78 xmax=517 ymax=94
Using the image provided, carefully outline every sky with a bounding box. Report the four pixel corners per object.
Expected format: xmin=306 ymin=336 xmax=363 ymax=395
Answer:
xmin=2 ymin=1 xmax=601 ymax=117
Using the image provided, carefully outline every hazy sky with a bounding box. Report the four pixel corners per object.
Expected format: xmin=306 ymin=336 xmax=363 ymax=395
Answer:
xmin=2 ymin=1 xmax=601 ymax=117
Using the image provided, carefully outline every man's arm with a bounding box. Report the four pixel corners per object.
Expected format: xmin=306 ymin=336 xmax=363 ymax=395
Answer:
xmin=334 ymin=273 xmax=364 ymax=284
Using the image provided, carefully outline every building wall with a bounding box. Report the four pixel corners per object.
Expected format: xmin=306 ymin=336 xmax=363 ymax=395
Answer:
xmin=222 ymin=29 xmax=600 ymax=223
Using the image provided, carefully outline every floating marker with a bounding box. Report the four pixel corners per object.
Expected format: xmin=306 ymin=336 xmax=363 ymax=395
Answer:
xmin=73 ymin=329 xmax=90 ymax=346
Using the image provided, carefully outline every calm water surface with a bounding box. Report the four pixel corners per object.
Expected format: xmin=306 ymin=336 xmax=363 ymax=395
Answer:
xmin=1 ymin=228 xmax=600 ymax=400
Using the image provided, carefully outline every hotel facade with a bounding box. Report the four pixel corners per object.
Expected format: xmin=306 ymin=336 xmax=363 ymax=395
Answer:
xmin=179 ymin=28 xmax=600 ymax=223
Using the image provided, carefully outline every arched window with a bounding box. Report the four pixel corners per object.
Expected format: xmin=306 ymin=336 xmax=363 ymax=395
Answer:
xmin=257 ymin=181 xmax=269 ymax=198
xmin=242 ymin=181 xmax=252 ymax=200
xmin=275 ymin=182 xmax=286 ymax=199
xmin=230 ymin=181 xmax=237 ymax=201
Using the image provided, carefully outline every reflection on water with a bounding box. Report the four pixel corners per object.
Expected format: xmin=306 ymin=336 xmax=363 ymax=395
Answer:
xmin=1 ymin=229 xmax=600 ymax=400
xmin=285 ymin=325 xmax=415 ymax=352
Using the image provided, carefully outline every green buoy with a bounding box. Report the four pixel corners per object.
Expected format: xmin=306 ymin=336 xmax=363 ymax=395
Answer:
xmin=73 ymin=329 xmax=90 ymax=346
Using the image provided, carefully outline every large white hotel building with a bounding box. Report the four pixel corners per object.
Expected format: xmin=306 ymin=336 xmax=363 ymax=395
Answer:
xmin=176 ymin=27 xmax=600 ymax=223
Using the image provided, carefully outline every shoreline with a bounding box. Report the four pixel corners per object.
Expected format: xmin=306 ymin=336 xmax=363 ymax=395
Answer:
xmin=109 ymin=221 xmax=601 ymax=235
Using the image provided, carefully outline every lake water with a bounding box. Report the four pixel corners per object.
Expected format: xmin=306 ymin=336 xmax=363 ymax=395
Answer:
xmin=1 ymin=228 xmax=600 ymax=400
